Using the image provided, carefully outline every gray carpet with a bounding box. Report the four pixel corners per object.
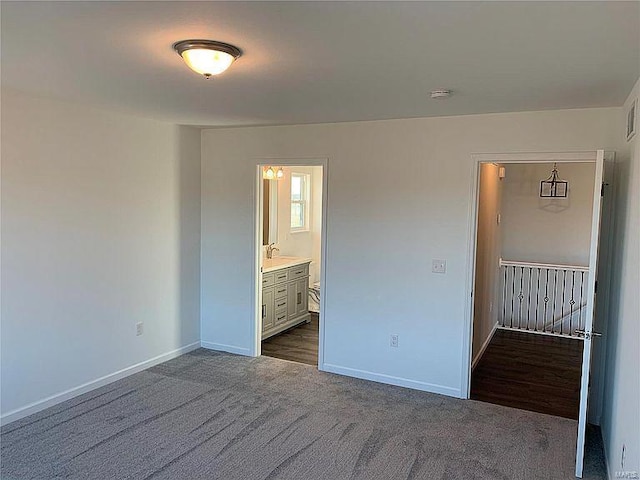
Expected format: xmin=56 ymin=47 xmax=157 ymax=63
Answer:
xmin=1 ymin=349 xmax=607 ymax=479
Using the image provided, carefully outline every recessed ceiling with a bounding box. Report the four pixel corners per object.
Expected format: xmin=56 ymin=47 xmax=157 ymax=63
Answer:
xmin=2 ymin=1 xmax=638 ymax=127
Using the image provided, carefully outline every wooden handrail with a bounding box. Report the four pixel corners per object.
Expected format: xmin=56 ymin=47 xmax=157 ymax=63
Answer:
xmin=499 ymin=258 xmax=589 ymax=272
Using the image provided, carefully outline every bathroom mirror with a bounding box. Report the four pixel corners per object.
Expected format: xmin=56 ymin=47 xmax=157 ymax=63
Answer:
xmin=263 ymin=179 xmax=278 ymax=245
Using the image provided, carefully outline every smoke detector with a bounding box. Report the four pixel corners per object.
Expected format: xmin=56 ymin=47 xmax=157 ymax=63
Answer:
xmin=430 ymin=89 xmax=451 ymax=99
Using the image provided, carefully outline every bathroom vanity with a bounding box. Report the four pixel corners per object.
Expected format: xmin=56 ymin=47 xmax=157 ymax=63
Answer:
xmin=261 ymin=257 xmax=311 ymax=340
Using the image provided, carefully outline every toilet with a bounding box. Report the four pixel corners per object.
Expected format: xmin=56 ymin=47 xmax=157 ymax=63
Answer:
xmin=309 ymin=281 xmax=320 ymax=313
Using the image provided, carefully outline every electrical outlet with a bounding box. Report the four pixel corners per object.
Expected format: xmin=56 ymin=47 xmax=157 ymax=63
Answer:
xmin=136 ymin=322 xmax=144 ymax=336
xmin=432 ymin=259 xmax=447 ymax=274
xmin=390 ymin=334 xmax=399 ymax=348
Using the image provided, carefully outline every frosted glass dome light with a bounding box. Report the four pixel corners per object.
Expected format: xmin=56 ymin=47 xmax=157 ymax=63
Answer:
xmin=264 ymin=167 xmax=275 ymax=180
xmin=173 ymin=40 xmax=242 ymax=78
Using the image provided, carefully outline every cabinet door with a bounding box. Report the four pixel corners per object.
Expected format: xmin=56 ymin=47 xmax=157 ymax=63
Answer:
xmin=296 ymin=278 xmax=308 ymax=316
xmin=262 ymin=287 xmax=275 ymax=332
xmin=287 ymin=279 xmax=309 ymax=320
xmin=287 ymin=282 xmax=298 ymax=321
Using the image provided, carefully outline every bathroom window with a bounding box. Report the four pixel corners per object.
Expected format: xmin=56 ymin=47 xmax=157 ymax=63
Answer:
xmin=290 ymin=173 xmax=310 ymax=231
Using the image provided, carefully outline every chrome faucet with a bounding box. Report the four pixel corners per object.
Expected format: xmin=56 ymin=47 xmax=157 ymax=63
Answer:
xmin=266 ymin=243 xmax=279 ymax=259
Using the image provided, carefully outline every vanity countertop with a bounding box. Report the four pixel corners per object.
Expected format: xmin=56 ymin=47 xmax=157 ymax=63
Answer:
xmin=262 ymin=256 xmax=312 ymax=273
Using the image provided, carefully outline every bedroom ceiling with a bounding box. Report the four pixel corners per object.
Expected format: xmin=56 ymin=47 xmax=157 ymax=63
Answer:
xmin=2 ymin=1 xmax=638 ymax=126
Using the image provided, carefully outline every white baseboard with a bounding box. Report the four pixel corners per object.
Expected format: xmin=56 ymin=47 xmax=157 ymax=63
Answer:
xmin=472 ymin=321 xmax=499 ymax=370
xmin=200 ymin=341 xmax=251 ymax=356
xmin=321 ymin=363 xmax=461 ymax=398
xmin=0 ymin=341 xmax=200 ymax=426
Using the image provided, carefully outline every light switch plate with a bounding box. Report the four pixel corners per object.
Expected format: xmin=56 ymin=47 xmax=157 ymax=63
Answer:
xmin=432 ymin=259 xmax=446 ymax=274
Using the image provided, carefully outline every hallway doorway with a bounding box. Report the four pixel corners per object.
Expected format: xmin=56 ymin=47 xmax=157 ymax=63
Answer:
xmin=465 ymin=151 xmax=612 ymax=478
xmin=470 ymin=160 xmax=597 ymax=420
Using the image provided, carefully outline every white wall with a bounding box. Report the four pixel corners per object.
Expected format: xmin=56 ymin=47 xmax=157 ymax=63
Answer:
xmin=201 ymin=106 xmax=621 ymax=396
xmin=0 ymin=89 xmax=202 ymax=422
xmin=601 ymin=78 xmax=640 ymax=479
xmin=275 ymin=166 xmax=323 ymax=284
xmin=472 ymin=163 xmax=502 ymax=364
xmin=501 ymin=162 xmax=595 ymax=266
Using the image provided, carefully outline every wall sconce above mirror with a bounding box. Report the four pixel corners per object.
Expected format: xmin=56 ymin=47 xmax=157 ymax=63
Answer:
xmin=263 ymin=166 xmax=284 ymax=180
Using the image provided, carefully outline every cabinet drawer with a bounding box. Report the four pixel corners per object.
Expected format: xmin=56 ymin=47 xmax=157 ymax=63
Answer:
xmin=262 ymin=272 xmax=275 ymax=288
xmin=289 ymin=264 xmax=309 ymax=280
xmin=274 ymin=296 xmax=288 ymax=311
xmin=274 ymin=270 xmax=289 ymax=284
xmin=274 ymin=308 xmax=288 ymax=325
xmin=274 ymin=284 xmax=288 ymax=299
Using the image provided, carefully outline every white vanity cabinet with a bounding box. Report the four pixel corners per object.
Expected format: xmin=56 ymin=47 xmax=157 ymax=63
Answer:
xmin=261 ymin=260 xmax=311 ymax=340
xmin=261 ymin=287 xmax=275 ymax=331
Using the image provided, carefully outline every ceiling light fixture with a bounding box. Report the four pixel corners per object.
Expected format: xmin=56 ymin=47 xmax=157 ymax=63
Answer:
xmin=540 ymin=163 xmax=568 ymax=198
xmin=173 ymin=39 xmax=242 ymax=78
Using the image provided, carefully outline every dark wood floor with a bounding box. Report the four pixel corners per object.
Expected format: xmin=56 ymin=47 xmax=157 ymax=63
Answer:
xmin=261 ymin=312 xmax=319 ymax=366
xmin=471 ymin=329 xmax=583 ymax=419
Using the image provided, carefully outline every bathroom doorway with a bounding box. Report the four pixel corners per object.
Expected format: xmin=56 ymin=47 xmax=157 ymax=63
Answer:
xmin=254 ymin=161 xmax=327 ymax=367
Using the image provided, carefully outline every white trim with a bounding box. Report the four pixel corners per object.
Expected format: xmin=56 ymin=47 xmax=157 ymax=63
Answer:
xmin=322 ymin=363 xmax=461 ymax=398
xmin=0 ymin=341 xmax=201 ymax=426
xmin=200 ymin=341 xmax=251 ymax=356
xmin=575 ymin=149 xmax=606 ymax=478
xmin=317 ymin=160 xmax=329 ymax=370
xmin=499 ymin=258 xmax=590 ymax=272
xmin=461 ymin=159 xmax=480 ymax=399
xmin=472 ymin=322 xmax=499 ymax=370
xmin=588 ymin=152 xmax=616 ymax=426
xmin=254 ymin=164 xmax=264 ymax=357
xmin=471 ymin=151 xmax=598 ymax=163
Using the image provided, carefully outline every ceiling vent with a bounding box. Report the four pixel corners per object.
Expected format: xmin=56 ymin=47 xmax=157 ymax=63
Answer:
xmin=430 ymin=89 xmax=451 ymax=99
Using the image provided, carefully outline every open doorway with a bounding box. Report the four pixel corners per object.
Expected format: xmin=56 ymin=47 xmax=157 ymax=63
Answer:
xmin=466 ymin=151 xmax=612 ymax=477
xmin=256 ymin=163 xmax=325 ymax=367
xmin=470 ymin=160 xmax=597 ymax=419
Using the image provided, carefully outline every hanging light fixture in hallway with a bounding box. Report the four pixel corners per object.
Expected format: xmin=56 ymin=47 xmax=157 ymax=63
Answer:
xmin=540 ymin=163 xmax=568 ymax=197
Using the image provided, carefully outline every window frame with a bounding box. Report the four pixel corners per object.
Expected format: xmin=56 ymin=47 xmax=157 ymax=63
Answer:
xmin=290 ymin=172 xmax=310 ymax=233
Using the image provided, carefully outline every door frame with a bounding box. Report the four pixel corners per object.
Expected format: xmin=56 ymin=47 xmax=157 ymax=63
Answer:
xmin=586 ymin=153 xmax=616 ymax=426
xmin=462 ymin=150 xmax=606 ymax=477
xmin=575 ymin=150 xmax=605 ymax=477
xmin=252 ymin=157 xmax=329 ymax=370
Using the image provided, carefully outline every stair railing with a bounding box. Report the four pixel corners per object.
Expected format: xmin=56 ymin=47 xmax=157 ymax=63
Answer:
xmin=499 ymin=259 xmax=589 ymax=338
